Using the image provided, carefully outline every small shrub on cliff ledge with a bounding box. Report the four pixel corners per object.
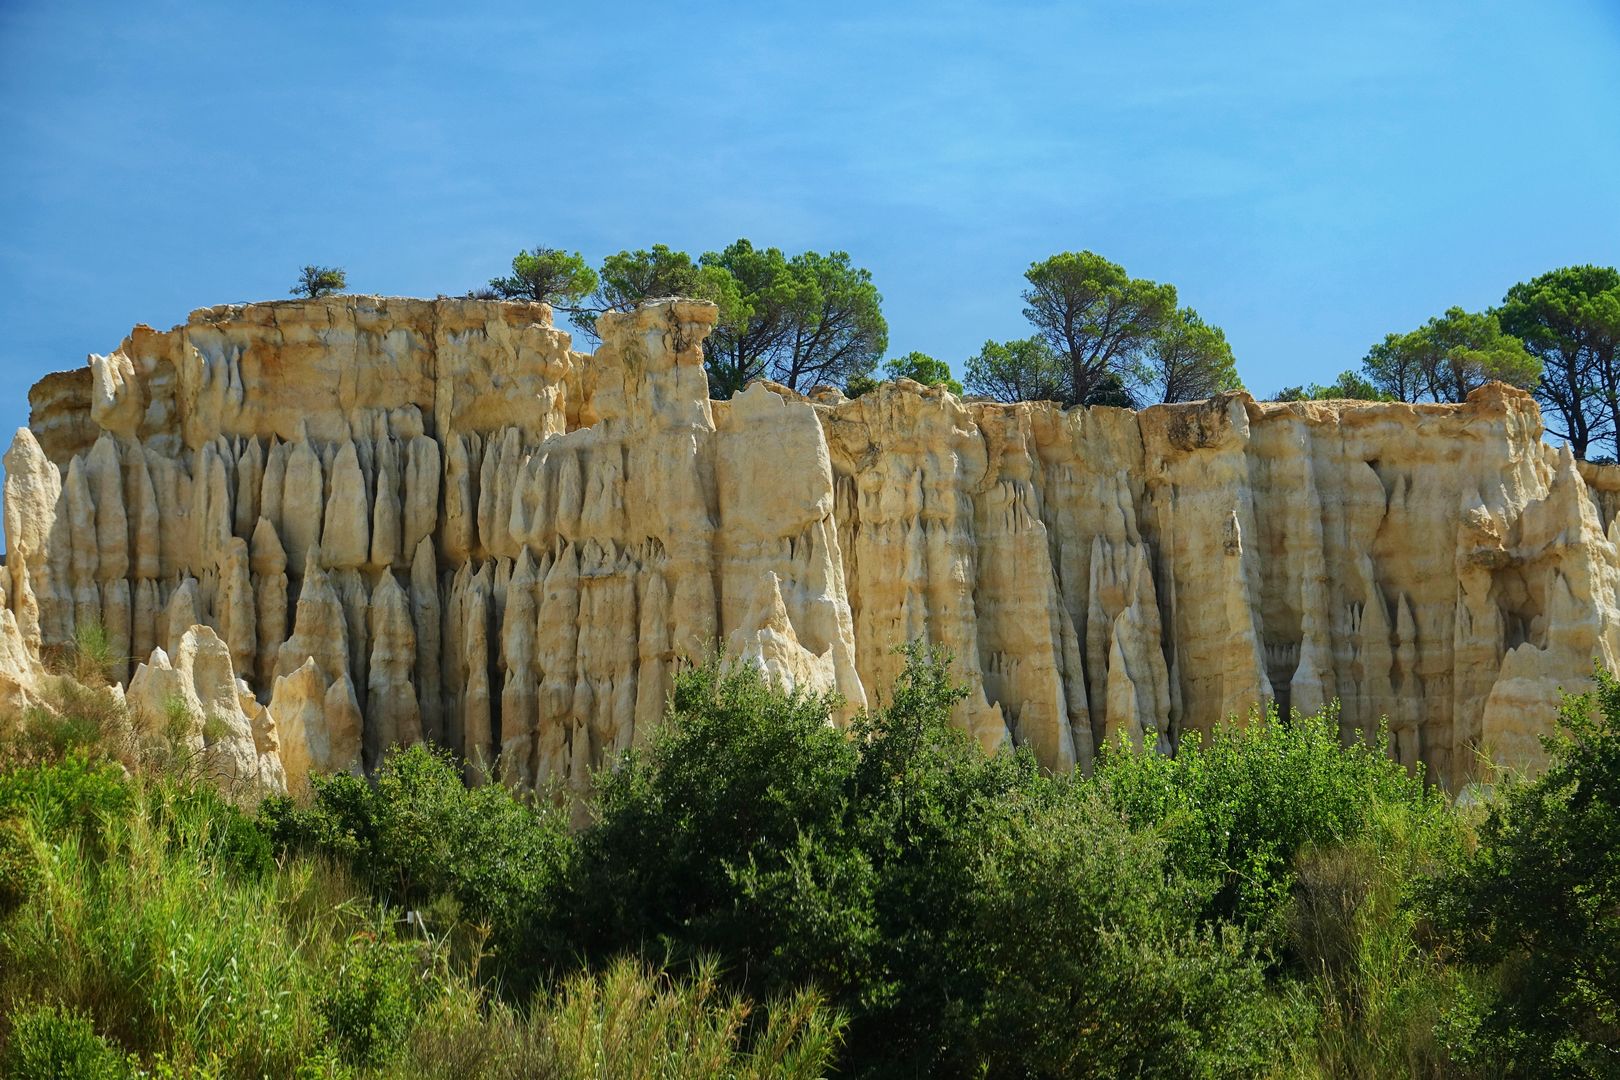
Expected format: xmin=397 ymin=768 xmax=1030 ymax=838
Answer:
xmin=290 ymin=265 xmax=347 ymax=298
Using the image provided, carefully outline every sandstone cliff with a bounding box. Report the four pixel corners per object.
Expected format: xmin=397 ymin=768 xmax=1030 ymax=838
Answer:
xmin=6 ymin=295 xmax=1616 ymax=792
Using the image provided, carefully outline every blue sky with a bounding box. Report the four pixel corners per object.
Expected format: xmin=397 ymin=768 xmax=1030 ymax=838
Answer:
xmin=2 ymin=0 xmax=1617 ymax=439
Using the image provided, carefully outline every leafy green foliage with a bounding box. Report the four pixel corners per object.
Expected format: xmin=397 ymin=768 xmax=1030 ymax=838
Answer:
xmin=577 ymin=661 xmax=862 ymax=994
xmin=572 ymin=244 xmax=745 ymax=342
xmin=1096 ymin=708 xmax=1444 ymax=934
xmin=291 ymin=265 xmax=347 ymax=299
xmin=963 ymin=336 xmax=1069 ymax=402
xmin=844 ymin=352 xmax=964 ymax=397
xmin=1271 ymin=369 xmax=1389 ymax=402
xmin=1498 ymin=264 xmax=1620 ymax=460
xmin=261 ymin=743 xmax=573 ymax=988
xmin=0 ymin=755 xmax=133 ymax=840
xmin=1021 ymin=250 xmax=1178 ymax=405
xmin=842 ymin=372 xmax=879 ymax=397
xmin=6 ymin=625 xmax=134 ymax=771
xmin=0 ymin=769 xmax=324 ymax=1072
xmin=0 ymin=1002 xmax=132 ymax=1080
xmin=1083 ymin=368 xmax=1139 ymax=407
xmin=957 ymin=792 xmax=1278 ymax=1077
xmin=7 ymin=703 xmax=110 ymax=766
xmin=1423 ymin=663 xmax=1620 ymax=1076
xmin=961 ymin=253 xmax=1239 ymax=406
xmin=577 ymin=646 xmax=1282 ymax=1076
xmin=881 ymin=351 xmax=962 ymax=394
xmin=484 ymin=246 xmax=597 ymax=307
xmin=16 ymin=620 xmax=1620 ymax=1076
xmin=699 ymin=240 xmax=887 ymax=397
xmin=1151 ymin=306 xmax=1242 ymax=402
xmin=1361 ymin=306 xmax=1541 ymax=403
xmin=0 ymin=730 xmax=837 ymax=1077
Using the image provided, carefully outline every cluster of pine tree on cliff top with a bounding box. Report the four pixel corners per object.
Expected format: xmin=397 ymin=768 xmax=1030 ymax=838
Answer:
xmin=3 ymin=631 xmax=1620 ymax=1077
xmin=291 ymin=250 xmax=1620 ymax=459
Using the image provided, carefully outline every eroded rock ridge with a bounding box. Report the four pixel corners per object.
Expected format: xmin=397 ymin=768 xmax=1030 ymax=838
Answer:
xmin=7 ymin=295 xmax=1618 ymax=792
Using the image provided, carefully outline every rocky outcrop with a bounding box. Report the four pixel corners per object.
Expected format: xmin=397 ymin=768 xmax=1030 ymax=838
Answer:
xmin=6 ymin=294 xmax=1617 ymax=792
xmin=126 ymin=624 xmax=285 ymax=794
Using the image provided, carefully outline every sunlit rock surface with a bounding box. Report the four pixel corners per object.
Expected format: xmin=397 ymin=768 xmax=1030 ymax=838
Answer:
xmin=7 ymin=294 xmax=1615 ymax=792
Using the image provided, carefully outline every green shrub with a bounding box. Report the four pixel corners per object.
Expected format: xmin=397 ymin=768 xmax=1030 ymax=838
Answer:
xmin=839 ymin=647 xmax=1052 ymax=1070
xmin=0 ymin=817 xmax=39 ymax=918
xmin=0 ymin=755 xmax=133 ymax=841
xmin=1096 ymin=706 xmax=1444 ymax=935
xmin=320 ymin=933 xmax=430 ymax=1069
xmin=0 ymin=1002 xmax=132 ymax=1079
xmin=577 ymin=645 xmax=1280 ymax=1076
xmin=31 ymin=634 xmax=1620 ymax=1076
xmin=1422 ymin=664 xmax=1620 ymax=1076
xmin=578 ymin=648 xmax=1002 ymax=1071
xmin=262 ymin=743 xmax=573 ymax=988
xmin=577 ymin=658 xmax=864 ymax=993
xmin=953 ymin=789 xmax=1279 ymax=1078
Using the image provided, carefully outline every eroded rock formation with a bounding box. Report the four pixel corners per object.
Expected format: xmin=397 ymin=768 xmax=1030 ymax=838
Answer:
xmin=6 ymin=294 xmax=1617 ymax=792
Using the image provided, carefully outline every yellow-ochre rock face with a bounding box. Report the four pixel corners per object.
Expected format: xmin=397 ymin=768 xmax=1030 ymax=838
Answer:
xmin=5 ymin=294 xmax=1617 ymax=793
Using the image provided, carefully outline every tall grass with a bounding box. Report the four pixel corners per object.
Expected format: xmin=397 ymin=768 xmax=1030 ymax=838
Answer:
xmin=404 ymin=958 xmax=842 ymax=1080
xmin=0 ymin=754 xmax=844 ymax=1077
xmin=1277 ymin=801 xmax=1478 ymax=1078
xmin=1 ymin=766 xmax=364 ymax=1073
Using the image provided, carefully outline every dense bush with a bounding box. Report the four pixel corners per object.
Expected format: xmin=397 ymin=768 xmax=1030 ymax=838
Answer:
xmin=952 ymin=790 xmax=1280 ymax=1076
xmin=0 ymin=1002 xmax=131 ymax=1079
xmin=0 ymin=742 xmax=841 ymax=1076
xmin=1096 ymin=704 xmax=1450 ymax=934
xmin=261 ymin=743 xmax=574 ymax=988
xmin=1094 ymin=708 xmax=1472 ymax=1075
xmin=1424 ymin=664 xmax=1620 ymax=1076
xmin=576 ymin=659 xmax=868 ymax=996
xmin=0 ymin=754 xmax=133 ymax=840
xmin=10 ymin=637 xmax=1620 ymax=1076
xmin=576 ymin=646 xmax=1282 ymax=1076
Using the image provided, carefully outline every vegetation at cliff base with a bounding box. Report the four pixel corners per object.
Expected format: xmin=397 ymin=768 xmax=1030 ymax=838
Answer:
xmin=5 ymin=647 xmax=1620 ymax=1076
